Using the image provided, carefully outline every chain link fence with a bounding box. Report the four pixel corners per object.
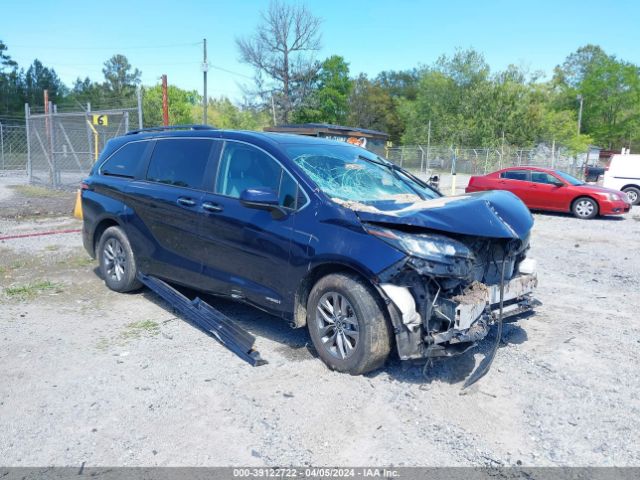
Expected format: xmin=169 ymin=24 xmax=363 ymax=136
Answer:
xmin=386 ymin=144 xmax=585 ymax=178
xmin=0 ymin=124 xmax=28 ymax=173
xmin=26 ymin=107 xmax=139 ymax=189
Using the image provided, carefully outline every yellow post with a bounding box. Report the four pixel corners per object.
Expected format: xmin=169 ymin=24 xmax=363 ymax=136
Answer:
xmin=73 ymin=189 xmax=83 ymax=219
xmin=86 ymin=120 xmax=99 ymax=161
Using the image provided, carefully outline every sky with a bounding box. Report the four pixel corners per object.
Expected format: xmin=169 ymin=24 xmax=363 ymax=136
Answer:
xmin=2 ymin=0 xmax=639 ymax=103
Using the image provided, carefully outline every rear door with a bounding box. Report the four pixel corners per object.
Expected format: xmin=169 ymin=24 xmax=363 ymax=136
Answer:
xmin=198 ymin=140 xmax=305 ymax=313
xmin=496 ymin=170 xmax=533 ymax=205
xmin=125 ymin=137 xmax=219 ymax=286
xmin=529 ymin=171 xmax=567 ymax=210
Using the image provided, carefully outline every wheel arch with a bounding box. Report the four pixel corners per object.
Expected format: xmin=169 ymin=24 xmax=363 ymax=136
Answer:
xmin=571 ymin=195 xmax=600 ymax=214
xmin=92 ymin=216 xmax=124 ymax=254
xmin=292 ymin=262 xmax=383 ymax=329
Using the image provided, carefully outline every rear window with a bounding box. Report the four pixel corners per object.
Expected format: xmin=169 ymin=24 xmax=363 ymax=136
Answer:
xmin=501 ymin=170 xmax=529 ymax=181
xmin=101 ymin=141 xmax=148 ymax=178
xmin=146 ymin=139 xmax=213 ymax=189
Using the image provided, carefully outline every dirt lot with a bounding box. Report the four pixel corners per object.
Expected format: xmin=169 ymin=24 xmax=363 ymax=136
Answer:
xmin=1 ymin=177 xmax=639 ymax=467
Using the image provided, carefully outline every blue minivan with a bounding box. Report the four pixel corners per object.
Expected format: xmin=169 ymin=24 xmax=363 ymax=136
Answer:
xmin=82 ymin=126 xmax=538 ymax=374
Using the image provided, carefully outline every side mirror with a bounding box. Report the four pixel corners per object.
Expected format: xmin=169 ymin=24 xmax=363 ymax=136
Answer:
xmin=239 ymin=187 xmax=286 ymax=219
xmin=552 ymin=181 xmax=565 ymax=187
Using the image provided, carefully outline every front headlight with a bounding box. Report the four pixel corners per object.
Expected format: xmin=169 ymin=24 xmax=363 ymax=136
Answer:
xmin=607 ymin=193 xmax=621 ymax=201
xmin=364 ymin=225 xmax=473 ymax=263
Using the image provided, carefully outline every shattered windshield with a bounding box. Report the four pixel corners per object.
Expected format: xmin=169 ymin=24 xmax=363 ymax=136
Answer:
xmin=286 ymin=144 xmax=438 ymax=203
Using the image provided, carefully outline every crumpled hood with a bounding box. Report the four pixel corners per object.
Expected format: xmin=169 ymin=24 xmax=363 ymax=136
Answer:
xmin=355 ymin=190 xmax=533 ymax=239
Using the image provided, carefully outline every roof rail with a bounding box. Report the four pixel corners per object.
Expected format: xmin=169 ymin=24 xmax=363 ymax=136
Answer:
xmin=126 ymin=124 xmax=217 ymax=135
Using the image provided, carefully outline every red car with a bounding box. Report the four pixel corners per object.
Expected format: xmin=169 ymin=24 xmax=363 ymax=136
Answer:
xmin=466 ymin=166 xmax=631 ymax=219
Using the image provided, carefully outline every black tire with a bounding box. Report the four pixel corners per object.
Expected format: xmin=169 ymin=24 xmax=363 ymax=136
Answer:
xmin=97 ymin=226 xmax=142 ymax=292
xmin=307 ymin=273 xmax=392 ymax=375
xmin=572 ymin=196 xmax=598 ymax=219
xmin=622 ymin=186 xmax=640 ymax=206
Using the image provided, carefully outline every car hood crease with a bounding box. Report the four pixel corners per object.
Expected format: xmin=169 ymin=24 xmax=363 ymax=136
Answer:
xmin=356 ymin=190 xmax=533 ymax=239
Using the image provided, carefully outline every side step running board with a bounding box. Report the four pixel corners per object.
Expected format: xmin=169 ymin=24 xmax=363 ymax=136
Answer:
xmin=137 ymin=273 xmax=267 ymax=367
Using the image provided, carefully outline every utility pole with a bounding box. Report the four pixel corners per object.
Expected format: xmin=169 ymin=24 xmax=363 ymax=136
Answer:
xmin=577 ymin=94 xmax=584 ymax=134
xmin=202 ymin=38 xmax=208 ymax=124
xmin=136 ymin=87 xmax=143 ymax=129
xmin=271 ymin=93 xmax=277 ymax=126
xmin=426 ymin=119 xmax=431 ymax=172
xmin=161 ymin=75 xmax=169 ymax=126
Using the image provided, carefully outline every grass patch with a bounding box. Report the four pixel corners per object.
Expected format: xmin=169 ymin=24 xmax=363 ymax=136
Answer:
xmin=11 ymin=185 xmax=70 ymax=198
xmin=120 ymin=320 xmax=160 ymax=340
xmin=4 ymin=280 xmax=63 ymax=299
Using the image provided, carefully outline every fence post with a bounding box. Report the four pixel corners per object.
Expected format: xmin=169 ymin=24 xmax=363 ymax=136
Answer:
xmin=0 ymin=122 xmax=4 ymax=170
xmin=25 ymin=104 xmax=32 ymax=182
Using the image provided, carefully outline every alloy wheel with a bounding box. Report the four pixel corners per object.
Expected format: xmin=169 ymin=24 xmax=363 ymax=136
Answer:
xmin=315 ymin=292 xmax=360 ymax=360
xmin=103 ymin=237 xmax=127 ymax=282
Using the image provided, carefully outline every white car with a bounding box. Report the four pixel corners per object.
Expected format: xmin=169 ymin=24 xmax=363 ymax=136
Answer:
xmin=603 ymin=154 xmax=640 ymax=205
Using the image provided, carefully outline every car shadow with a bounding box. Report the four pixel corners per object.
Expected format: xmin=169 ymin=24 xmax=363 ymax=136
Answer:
xmin=381 ymin=322 xmax=528 ymax=386
xmin=96 ymin=269 xmax=530 ymax=383
xmin=531 ymin=210 xmax=626 ymax=221
xmin=138 ymin=284 xmax=313 ymax=362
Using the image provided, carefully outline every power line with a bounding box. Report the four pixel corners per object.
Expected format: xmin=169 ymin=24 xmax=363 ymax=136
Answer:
xmin=8 ymin=41 xmax=202 ymax=51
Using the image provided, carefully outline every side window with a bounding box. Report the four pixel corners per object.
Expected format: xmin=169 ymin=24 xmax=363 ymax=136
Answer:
xmin=101 ymin=141 xmax=148 ymax=178
xmin=531 ymin=172 xmax=559 ymax=184
xmin=146 ymin=139 xmax=213 ymax=189
xmin=215 ymin=142 xmax=301 ymax=209
xmin=501 ymin=170 xmax=529 ymax=181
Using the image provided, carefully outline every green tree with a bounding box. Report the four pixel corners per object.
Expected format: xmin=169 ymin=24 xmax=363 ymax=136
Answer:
xmin=102 ymin=54 xmax=141 ymax=100
xmin=554 ymin=45 xmax=640 ymax=149
xmin=0 ymin=40 xmax=23 ymax=117
xmin=24 ymin=59 xmax=66 ymax=106
xmin=293 ymin=55 xmax=352 ymax=124
xmin=347 ymin=74 xmax=403 ymax=142
xmin=193 ymin=96 xmax=271 ymax=130
xmin=142 ymin=84 xmax=198 ymax=127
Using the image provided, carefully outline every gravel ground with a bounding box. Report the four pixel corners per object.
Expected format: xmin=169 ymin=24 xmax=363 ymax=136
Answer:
xmin=1 ymin=181 xmax=639 ymax=467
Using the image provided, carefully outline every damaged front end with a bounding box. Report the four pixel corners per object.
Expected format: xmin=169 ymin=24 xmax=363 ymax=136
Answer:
xmin=360 ymin=192 xmax=539 ymax=361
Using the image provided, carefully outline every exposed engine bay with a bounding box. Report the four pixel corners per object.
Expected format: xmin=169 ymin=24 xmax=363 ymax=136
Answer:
xmin=368 ymin=223 xmax=539 ymax=361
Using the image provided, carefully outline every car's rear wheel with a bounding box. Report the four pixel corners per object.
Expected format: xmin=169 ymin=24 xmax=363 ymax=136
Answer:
xmin=572 ymin=197 xmax=598 ymax=219
xmin=622 ymin=186 xmax=640 ymax=205
xmin=97 ymin=226 xmax=141 ymax=292
xmin=307 ymin=273 xmax=392 ymax=375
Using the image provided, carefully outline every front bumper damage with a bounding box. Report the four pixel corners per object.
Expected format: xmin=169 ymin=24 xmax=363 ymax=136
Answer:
xmin=379 ymin=269 xmax=539 ymax=360
xmin=425 ymin=273 xmax=538 ymax=357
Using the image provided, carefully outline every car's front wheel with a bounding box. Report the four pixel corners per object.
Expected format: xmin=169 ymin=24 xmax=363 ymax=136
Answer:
xmin=622 ymin=186 xmax=640 ymax=206
xmin=97 ymin=226 xmax=142 ymax=292
xmin=572 ymin=197 xmax=598 ymax=219
xmin=307 ymin=273 xmax=392 ymax=375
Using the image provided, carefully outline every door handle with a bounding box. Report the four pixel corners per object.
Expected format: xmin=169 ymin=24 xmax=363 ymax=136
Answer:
xmin=177 ymin=197 xmax=196 ymax=207
xmin=202 ymin=201 xmax=223 ymax=213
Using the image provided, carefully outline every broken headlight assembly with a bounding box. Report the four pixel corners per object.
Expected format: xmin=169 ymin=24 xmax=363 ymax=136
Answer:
xmin=364 ymin=224 xmax=474 ymax=277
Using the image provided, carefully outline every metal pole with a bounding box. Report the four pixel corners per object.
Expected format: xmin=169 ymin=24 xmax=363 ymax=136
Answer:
xmin=577 ymin=95 xmax=583 ymax=134
xmin=25 ymin=103 xmax=32 ymax=182
xmin=271 ymin=93 xmax=277 ymax=126
xmin=0 ymin=122 xmax=4 ymax=171
xmin=136 ymin=88 xmax=143 ymax=129
xmin=161 ymin=75 xmax=169 ymax=126
xmin=450 ymin=147 xmax=457 ymax=195
xmin=426 ymin=119 xmax=431 ymax=172
xmin=551 ymin=138 xmax=556 ymax=169
xmin=124 ymin=111 xmax=129 ymax=134
xmin=203 ymin=38 xmax=208 ymax=124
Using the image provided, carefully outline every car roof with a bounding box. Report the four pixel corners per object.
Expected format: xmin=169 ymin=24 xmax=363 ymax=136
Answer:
xmin=497 ymin=166 xmax=557 ymax=173
xmin=116 ymin=128 xmax=342 ymax=147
